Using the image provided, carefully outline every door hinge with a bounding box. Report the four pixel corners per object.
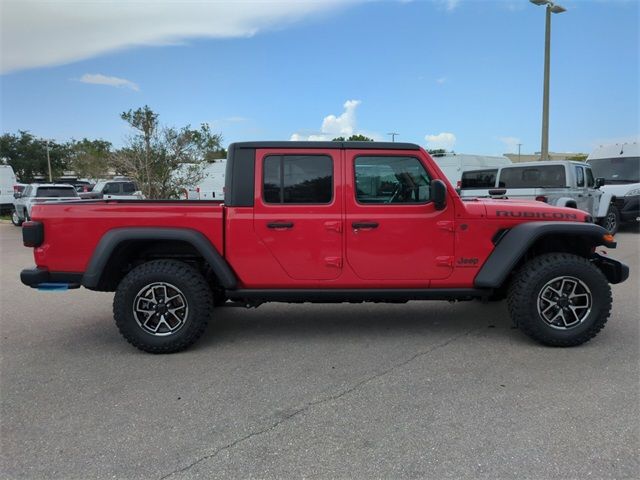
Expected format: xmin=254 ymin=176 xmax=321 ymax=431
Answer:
xmin=436 ymin=256 xmax=454 ymax=267
xmin=324 ymin=221 xmax=343 ymax=233
xmin=436 ymin=220 xmax=455 ymax=232
xmin=324 ymin=256 xmax=343 ymax=268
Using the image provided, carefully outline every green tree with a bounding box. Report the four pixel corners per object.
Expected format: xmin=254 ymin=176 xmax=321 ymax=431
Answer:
xmin=566 ymin=154 xmax=588 ymax=162
xmin=66 ymin=138 xmax=113 ymax=179
xmin=0 ymin=131 xmax=68 ymax=182
xmin=332 ymin=134 xmax=374 ymax=142
xmin=113 ymin=106 xmax=225 ymax=199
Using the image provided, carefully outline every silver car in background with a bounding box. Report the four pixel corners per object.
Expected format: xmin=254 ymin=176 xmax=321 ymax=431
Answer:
xmin=12 ymin=183 xmax=80 ymax=226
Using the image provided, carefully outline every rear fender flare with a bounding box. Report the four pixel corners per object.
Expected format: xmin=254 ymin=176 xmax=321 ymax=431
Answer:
xmin=82 ymin=227 xmax=237 ymax=290
xmin=474 ymin=221 xmax=613 ymax=288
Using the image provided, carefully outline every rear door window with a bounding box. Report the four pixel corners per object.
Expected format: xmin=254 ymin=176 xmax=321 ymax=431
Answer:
xmin=263 ymin=155 xmax=333 ymax=204
xmin=498 ymin=165 xmax=566 ymax=188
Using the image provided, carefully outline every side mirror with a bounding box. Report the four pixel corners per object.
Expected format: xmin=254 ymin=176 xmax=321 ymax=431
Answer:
xmin=13 ymin=192 xmax=22 ymax=199
xmin=595 ymin=177 xmax=605 ymax=188
xmin=431 ymin=179 xmax=447 ymax=210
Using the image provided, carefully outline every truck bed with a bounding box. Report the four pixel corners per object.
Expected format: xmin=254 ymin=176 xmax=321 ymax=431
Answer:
xmin=29 ymin=200 xmax=225 ymax=273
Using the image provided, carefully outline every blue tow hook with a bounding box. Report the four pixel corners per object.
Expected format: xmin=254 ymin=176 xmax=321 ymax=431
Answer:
xmin=37 ymin=283 xmax=70 ymax=291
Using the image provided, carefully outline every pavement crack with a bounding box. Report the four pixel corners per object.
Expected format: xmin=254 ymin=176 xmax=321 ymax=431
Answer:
xmin=158 ymin=327 xmax=478 ymax=479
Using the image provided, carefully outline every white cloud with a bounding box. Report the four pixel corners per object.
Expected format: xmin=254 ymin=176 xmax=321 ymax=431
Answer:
xmin=79 ymin=73 xmax=139 ymax=91
xmin=1 ymin=0 xmax=358 ymax=74
xmin=441 ymin=0 xmax=461 ymax=11
xmin=499 ymin=136 xmax=522 ymax=153
xmin=425 ymin=132 xmax=456 ymax=150
xmin=290 ymin=100 xmax=362 ymax=141
xmin=436 ymin=77 xmax=447 ymax=85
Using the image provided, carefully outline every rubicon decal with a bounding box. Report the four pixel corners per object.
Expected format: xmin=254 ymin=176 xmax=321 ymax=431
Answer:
xmin=496 ymin=210 xmax=578 ymax=220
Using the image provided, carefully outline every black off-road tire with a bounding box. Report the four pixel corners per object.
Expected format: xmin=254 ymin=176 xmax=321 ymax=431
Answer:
xmin=599 ymin=205 xmax=620 ymax=234
xmin=507 ymin=253 xmax=612 ymax=347
xmin=113 ymin=260 xmax=213 ymax=353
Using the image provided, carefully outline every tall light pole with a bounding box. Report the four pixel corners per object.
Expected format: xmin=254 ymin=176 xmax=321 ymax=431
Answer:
xmin=46 ymin=140 xmax=53 ymax=182
xmin=387 ymin=132 xmax=399 ymax=142
xmin=517 ymin=143 xmax=522 ymax=162
xmin=530 ymin=0 xmax=566 ymax=161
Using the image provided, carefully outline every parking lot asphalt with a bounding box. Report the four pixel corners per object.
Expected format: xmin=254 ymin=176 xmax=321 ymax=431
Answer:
xmin=1 ymin=222 xmax=638 ymax=479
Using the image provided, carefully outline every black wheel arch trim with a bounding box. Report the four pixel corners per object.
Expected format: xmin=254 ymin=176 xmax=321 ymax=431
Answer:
xmin=81 ymin=227 xmax=237 ymax=290
xmin=474 ymin=221 xmax=622 ymax=289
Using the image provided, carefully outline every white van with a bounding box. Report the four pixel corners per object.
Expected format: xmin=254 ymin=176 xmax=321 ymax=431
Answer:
xmin=431 ymin=153 xmax=512 ymax=187
xmin=179 ymin=160 xmax=226 ymax=200
xmin=0 ymin=165 xmax=18 ymax=214
xmin=587 ymin=142 xmax=639 ymax=231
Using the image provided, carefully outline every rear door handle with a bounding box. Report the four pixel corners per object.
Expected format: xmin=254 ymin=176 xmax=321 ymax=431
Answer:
xmin=267 ymin=222 xmax=294 ymax=229
xmin=352 ymin=222 xmax=379 ymax=229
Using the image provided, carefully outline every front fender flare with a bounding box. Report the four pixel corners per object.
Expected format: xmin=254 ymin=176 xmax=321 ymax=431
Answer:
xmin=82 ymin=227 xmax=237 ymax=290
xmin=474 ymin=222 xmax=614 ymax=289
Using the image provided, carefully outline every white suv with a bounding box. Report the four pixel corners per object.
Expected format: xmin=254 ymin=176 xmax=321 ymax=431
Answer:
xmin=13 ymin=184 xmax=79 ymax=226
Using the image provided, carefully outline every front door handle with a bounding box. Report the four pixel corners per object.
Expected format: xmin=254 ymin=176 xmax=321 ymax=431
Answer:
xmin=267 ymin=222 xmax=294 ymax=229
xmin=352 ymin=222 xmax=379 ymax=229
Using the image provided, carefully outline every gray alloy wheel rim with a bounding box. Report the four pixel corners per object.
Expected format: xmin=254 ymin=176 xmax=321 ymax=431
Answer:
xmin=605 ymin=211 xmax=617 ymax=232
xmin=12 ymin=210 xmax=19 ymax=224
xmin=537 ymin=276 xmax=592 ymax=330
xmin=132 ymin=282 xmax=189 ymax=336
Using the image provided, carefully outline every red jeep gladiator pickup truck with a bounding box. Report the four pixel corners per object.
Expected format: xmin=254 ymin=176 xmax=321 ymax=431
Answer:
xmin=20 ymin=141 xmax=629 ymax=353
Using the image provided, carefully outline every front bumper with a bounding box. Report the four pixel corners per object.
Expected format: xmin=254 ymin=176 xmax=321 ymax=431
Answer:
xmin=591 ymin=254 xmax=629 ymax=285
xmin=20 ymin=268 xmax=83 ymax=289
xmin=614 ymin=195 xmax=640 ymax=222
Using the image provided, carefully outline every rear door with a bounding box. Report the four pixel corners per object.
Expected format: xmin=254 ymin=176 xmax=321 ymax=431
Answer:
xmin=344 ymin=150 xmax=455 ymax=281
xmin=253 ymin=149 xmax=343 ymax=280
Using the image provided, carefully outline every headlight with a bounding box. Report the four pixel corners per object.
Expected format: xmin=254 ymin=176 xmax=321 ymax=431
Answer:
xmin=625 ymin=188 xmax=640 ymax=196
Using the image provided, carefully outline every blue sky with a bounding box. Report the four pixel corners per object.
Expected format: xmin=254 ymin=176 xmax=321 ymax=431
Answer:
xmin=1 ymin=0 xmax=638 ymax=155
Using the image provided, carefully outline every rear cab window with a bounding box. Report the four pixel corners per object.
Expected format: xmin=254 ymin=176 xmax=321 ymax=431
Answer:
xmin=460 ymin=169 xmax=498 ymax=189
xmin=498 ymin=165 xmax=566 ymax=188
xmin=36 ymin=187 xmax=78 ymax=197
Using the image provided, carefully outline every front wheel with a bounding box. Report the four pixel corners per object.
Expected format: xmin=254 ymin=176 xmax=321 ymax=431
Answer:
xmin=507 ymin=253 xmax=612 ymax=347
xmin=599 ymin=205 xmax=620 ymax=234
xmin=11 ymin=209 xmax=23 ymax=227
xmin=113 ymin=260 xmax=213 ymax=353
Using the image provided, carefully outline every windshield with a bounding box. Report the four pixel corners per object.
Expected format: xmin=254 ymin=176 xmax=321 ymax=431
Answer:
xmin=588 ymin=157 xmax=640 ymax=184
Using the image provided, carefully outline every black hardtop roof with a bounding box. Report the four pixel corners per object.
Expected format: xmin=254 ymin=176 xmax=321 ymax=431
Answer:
xmin=229 ymin=141 xmax=421 ymax=151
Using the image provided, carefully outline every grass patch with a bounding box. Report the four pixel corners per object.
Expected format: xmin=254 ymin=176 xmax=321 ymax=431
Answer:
xmin=0 ymin=215 xmax=12 ymax=221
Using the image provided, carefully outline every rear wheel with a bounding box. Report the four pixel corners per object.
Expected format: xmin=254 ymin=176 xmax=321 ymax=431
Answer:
xmin=507 ymin=253 xmax=611 ymax=347
xmin=11 ymin=209 xmax=22 ymax=227
xmin=599 ymin=205 xmax=620 ymax=234
xmin=113 ymin=260 xmax=213 ymax=353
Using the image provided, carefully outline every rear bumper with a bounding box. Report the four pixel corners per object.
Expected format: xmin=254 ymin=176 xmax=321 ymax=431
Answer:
xmin=20 ymin=268 xmax=83 ymax=289
xmin=591 ymin=254 xmax=629 ymax=285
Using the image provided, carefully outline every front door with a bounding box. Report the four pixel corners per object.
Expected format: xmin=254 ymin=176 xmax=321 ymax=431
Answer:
xmin=344 ymin=151 xmax=455 ymax=281
xmin=253 ymin=149 xmax=343 ymax=280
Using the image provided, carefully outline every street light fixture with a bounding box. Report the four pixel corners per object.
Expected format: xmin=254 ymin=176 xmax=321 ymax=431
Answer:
xmin=530 ymin=0 xmax=566 ymax=161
